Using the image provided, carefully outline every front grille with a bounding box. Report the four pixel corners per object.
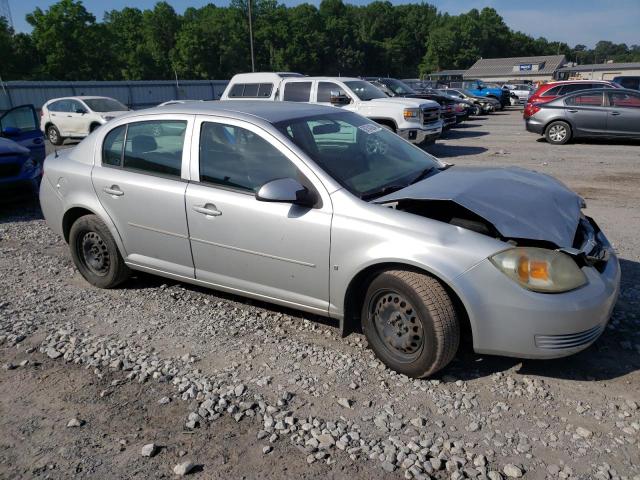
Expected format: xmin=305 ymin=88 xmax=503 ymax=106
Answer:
xmin=535 ymin=324 xmax=604 ymax=350
xmin=422 ymin=107 xmax=440 ymax=125
xmin=0 ymin=163 xmax=21 ymax=178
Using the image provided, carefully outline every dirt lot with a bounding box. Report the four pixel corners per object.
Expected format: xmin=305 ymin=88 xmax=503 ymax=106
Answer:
xmin=1 ymin=108 xmax=639 ymax=480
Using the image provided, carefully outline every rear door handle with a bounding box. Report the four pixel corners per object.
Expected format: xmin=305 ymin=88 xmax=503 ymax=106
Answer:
xmin=610 ymin=111 xmax=621 ymax=116
xmin=193 ymin=204 xmax=222 ymax=217
xmin=103 ymin=185 xmax=124 ymax=196
xmin=567 ymin=109 xmax=578 ymax=113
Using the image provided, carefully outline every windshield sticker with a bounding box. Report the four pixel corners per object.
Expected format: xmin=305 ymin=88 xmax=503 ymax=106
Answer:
xmin=359 ymin=124 xmax=383 ymax=134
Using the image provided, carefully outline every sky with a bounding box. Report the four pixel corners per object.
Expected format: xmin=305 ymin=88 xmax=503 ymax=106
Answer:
xmin=5 ymin=0 xmax=640 ymax=49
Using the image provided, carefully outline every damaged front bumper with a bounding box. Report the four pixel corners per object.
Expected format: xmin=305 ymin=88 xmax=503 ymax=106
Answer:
xmin=456 ymin=224 xmax=620 ymax=359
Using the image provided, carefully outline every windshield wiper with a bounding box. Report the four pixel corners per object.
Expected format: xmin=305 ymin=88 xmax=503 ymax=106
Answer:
xmin=360 ymin=184 xmax=406 ymax=201
xmin=408 ymin=166 xmax=435 ymax=185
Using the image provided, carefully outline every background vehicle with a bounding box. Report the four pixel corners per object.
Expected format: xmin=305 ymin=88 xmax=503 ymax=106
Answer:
xmin=438 ymin=88 xmax=497 ymax=114
xmin=613 ymin=76 xmax=640 ymax=90
xmin=0 ymin=104 xmax=45 ymax=197
xmin=447 ymin=80 xmax=510 ymax=109
xmin=506 ymin=84 xmax=533 ymax=105
xmin=40 ymin=96 xmax=129 ymax=146
xmin=367 ymin=78 xmax=457 ymax=129
xmin=222 ymin=73 xmax=443 ymax=145
xmin=524 ymin=80 xmax=620 ymax=116
xmin=524 ymin=88 xmax=640 ymax=144
xmin=39 ymin=101 xmax=620 ymax=378
xmin=400 ymin=79 xmax=438 ymax=92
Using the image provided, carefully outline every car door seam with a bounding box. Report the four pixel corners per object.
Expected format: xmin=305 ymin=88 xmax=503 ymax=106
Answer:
xmin=127 ymin=222 xmax=188 ymax=239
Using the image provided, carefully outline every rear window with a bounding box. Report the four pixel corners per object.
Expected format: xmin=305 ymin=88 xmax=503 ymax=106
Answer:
xmin=228 ymin=83 xmax=273 ymax=98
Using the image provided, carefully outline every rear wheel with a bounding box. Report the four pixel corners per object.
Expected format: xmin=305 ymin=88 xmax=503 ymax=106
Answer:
xmin=69 ymin=215 xmax=130 ymax=288
xmin=361 ymin=270 xmax=460 ymax=378
xmin=545 ymin=121 xmax=572 ymax=145
xmin=47 ymin=125 xmax=63 ymax=146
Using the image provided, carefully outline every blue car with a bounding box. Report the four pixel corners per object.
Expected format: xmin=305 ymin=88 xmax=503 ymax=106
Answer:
xmin=0 ymin=105 xmax=46 ymax=199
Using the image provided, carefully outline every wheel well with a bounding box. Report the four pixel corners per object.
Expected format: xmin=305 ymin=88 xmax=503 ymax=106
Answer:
xmin=370 ymin=118 xmax=397 ymax=132
xmin=342 ymin=262 xmax=472 ymax=349
xmin=89 ymin=122 xmax=101 ymax=132
xmin=62 ymin=207 xmax=94 ymax=243
xmin=44 ymin=122 xmax=55 ymax=131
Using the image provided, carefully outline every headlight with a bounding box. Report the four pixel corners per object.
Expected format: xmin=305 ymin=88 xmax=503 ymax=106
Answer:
xmin=403 ymin=108 xmax=420 ymax=121
xmin=489 ymin=247 xmax=587 ymax=293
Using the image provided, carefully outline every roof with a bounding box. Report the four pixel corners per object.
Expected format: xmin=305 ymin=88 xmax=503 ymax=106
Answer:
xmin=557 ymin=62 xmax=640 ymax=73
xmin=465 ymin=55 xmax=567 ymax=78
xmin=144 ymin=100 xmax=342 ymax=124
xmin=429 ymin=70 xmax=467 ymax=77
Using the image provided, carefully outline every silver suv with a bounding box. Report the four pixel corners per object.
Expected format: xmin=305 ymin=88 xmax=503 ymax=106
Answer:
xmin=40 ymin=102 xmax=620 ymax=377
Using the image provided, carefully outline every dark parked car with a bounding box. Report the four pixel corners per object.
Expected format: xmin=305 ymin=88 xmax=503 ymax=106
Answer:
xmin=437 ymin=88 xmax=497 ymax=114
xmin=524 ymin=88 xmax=640 ymax=144
xmin=366 ymin=78 xmax=457 ymax=128
xmin=613 ymin=76 xmax=640 ymax=91
xmin=0 ymin=105 xmax=46 ymax=198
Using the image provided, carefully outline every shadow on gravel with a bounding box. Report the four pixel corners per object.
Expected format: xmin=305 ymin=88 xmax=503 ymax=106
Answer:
xmin=441 ymin=129 xmax=490 ymax=140
xmin=0 ymin=197 xmax=42 ymax=223
xmin=536 ymin=137 xmax=640 ymax=146
xmin=424 ymin=145 xmax=488 ymax=158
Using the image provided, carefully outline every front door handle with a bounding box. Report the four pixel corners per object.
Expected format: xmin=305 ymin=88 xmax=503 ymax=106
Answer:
xmin=610 ymin=111 xmax=621 ymax=116
xmin=567 ymin=109 xmax=578 ymax=113
xmin=103 ymin=185 xmax=124 ymax=196
xmin=193 ymin=204 xmax=222 ymax=217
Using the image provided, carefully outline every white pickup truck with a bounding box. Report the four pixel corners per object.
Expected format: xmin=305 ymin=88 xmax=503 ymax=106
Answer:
xmin=221 ymin=72 xmax=443 ymax=145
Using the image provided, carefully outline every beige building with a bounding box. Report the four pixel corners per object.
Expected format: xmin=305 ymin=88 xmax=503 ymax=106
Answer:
xmin=555 ymin=62 xmax=640 ymax=81
xmin=463 ymin=55 xmax=567 ymax=83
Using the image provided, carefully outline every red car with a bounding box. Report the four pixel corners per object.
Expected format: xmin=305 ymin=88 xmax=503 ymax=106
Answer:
xmin=524 ymin=80 xmax=620 ymax=118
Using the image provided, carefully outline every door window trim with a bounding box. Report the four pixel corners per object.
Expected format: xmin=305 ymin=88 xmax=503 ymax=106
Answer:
xmin=190 ymin=115 xmax=332 ymax=207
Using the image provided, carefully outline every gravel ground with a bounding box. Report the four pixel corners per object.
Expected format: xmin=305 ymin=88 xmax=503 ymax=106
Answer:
xmin=1 ymin=108 xmax=639 ymax=479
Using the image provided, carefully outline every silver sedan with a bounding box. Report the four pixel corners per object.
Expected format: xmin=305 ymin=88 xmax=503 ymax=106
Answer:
xmin=39 ymin=101 xmax=620 ymax=377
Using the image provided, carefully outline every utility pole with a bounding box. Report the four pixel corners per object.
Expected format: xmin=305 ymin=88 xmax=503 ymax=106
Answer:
xmin=248 ymin=0 xmax=255 ymax=72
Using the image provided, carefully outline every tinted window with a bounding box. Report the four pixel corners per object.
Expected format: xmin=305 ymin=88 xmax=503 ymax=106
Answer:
xmin=0 ymin=105 xmax=38 ymax=132
xmin=283 ymin=82 xmax=312 ymax=102
xmin=616 ymin=78 xmax=640 ymax=90
xmin=566 ymin=93 xmax=603 ymax=107
xmin=49 ymin=100 xmax=70 ymax=112
xmin=102 ymin=126 xmax=126 ymax=166
xmin=609 ymin=91 xmax=640 ymax=108
xmin=199 ymin=122 xmax=298 ymax=192
xmin=541 ymin=86 xmax=562 ymax=97
xmin=228 ymin=83 xmax=273 ymax=98
xmin=121 ymin=121 xmax=187 ymax=177
xmin=84 ymin=98 xmax=128 ymax=112
xmin=559 ymin=84 xmax=594 ymax=96
xmin=317 ymin=82 xmax=343 ymax=103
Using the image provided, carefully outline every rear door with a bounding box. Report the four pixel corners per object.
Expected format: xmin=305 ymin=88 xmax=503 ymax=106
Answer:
xmin=0 ymin=105 xmax=45 ymax=162
xmin=606 ymin=91 xmax=640 ymax=136
xmin=91 ymin=115 xmax=195 ymax=277
xmin=564 ymin=91 xmax=607 ymax=135
xmin=65 ymin=100 xmax=90 ymax=136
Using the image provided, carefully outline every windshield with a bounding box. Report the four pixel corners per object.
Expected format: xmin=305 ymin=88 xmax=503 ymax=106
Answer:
xmin=275 ymin=111 xmax=442 ymax=199
xmin=381 ymin=78 xmax=416 ymax=95
xmin=344 ymin=81 xmax=387 ymax=101
xmin=83 ymin=98 xmax=128 ymax=112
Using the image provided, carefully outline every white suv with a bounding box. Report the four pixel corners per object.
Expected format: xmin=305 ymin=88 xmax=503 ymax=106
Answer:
xmin=221 ymin=73 xmax=443 ymax=145
xmin=40 ymin=96 xmax=129 ymax=145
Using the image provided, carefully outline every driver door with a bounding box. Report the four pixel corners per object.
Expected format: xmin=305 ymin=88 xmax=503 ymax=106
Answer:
xmin=0 ymin=105 xmax=45 ymax=162
xmin=185 ymin=117 xmax=333 ymax=313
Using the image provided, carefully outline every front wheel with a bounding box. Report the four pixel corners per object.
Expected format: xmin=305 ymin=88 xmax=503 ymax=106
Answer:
xmin=69 ymin=214 xmax=130 ymax=288
xmin=362 ymin=270 xmax=460 ymax=378
xmin=545 ymin=121 xmax=572 ymax=145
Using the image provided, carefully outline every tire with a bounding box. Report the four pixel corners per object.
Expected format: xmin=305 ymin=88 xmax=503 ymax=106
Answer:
xmin=47 ymin=125 xmax=63 ymax=146
xmin=69 ymin=214 xmax=130 ymax=288
xmin=361 ymin=270 xmax=460 ymax=378
xmin=421 ymin=138 xmax=436 ymax=146
xmin=545 ymin=121 xmax=572 ymax=145
xmin=472 ymin=105 xmax=481 ymax=116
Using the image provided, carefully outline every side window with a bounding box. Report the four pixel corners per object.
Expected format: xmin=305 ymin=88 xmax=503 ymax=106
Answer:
xmin=122 ymin=120 xmax=187 ymax=177
xmin=242 ymin=84 xmax=259 ymax=97
xmin=50 ymin=100 xmax=71 ymax=112
xmin=69 ymin=100 xmax=85 ymax=113
xmin=283 ymin=82 xmax=312 ymax=102
xmin=0 ymin=105 xmax=38 ymax=132
xmin=618 ymin=78 xmax=639 ymax=90
xmin=566 ymin=93 xmax=603 ymax=107
xmin=542 ymin=86 xmax=562 ymax=97
xmin=48 ymin=101 xmax=61 ymax=112
xmin=229 ymin=84 xmax=244 ymax=98
xmin=317 ymin=82 xmax=343 ymax=103
xmin=102 ymin=125 xmax=126 ymax=166
xmin=199 ymin=122 xmax=298 ymax=192
xmin=228 ymin=83 xmax=273 ymax=98
xmin=609 ymin=92 xmax=640 ymax=108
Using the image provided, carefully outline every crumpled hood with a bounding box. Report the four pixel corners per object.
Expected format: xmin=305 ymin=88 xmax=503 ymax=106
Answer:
xmin=375 ymin=166 xmax=583 ymax=247
xmin=0 ymin=137 xmax=30 ymax=156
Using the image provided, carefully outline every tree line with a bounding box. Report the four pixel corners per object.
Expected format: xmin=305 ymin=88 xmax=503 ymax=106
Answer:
xmin=1 ymin=0 xmax=639 ymax=81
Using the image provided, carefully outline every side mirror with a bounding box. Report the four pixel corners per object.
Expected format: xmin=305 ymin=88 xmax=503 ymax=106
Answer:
xmin=256 ymin=178 xmax=317 ymax=208
xmin=330 ymin=91 xmax=351 ymax=105
xmin=1 ymin=126 xmax=21 ymax=137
